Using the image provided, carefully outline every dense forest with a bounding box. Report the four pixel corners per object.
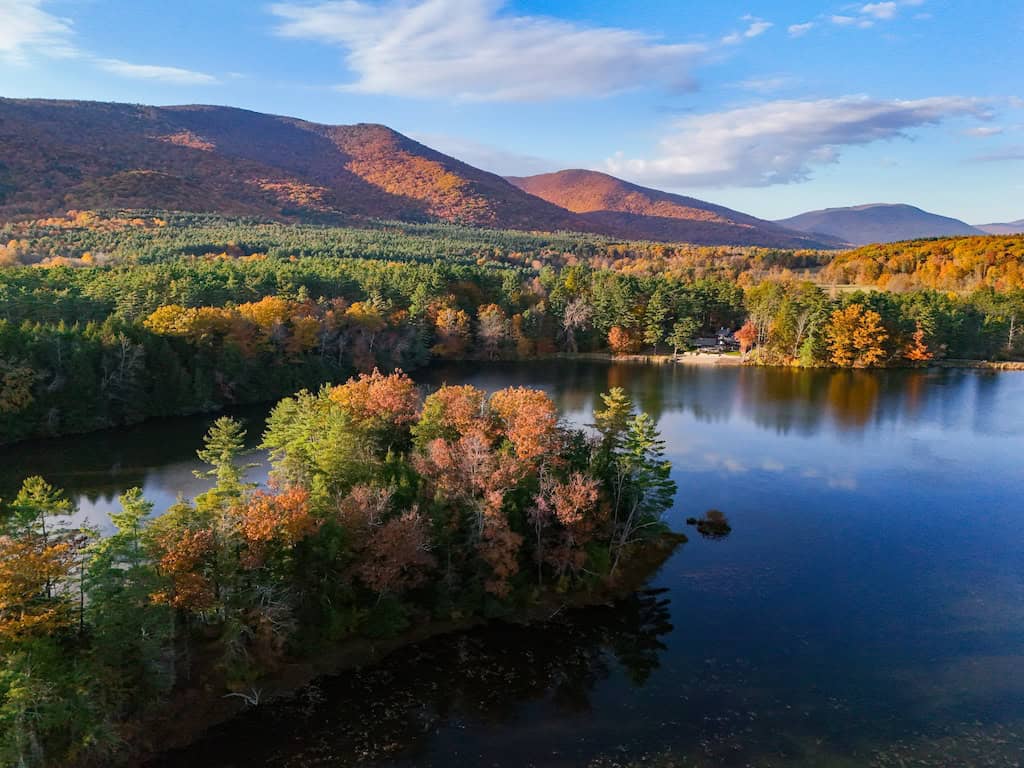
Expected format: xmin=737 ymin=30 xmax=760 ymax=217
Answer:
xmin=0 ymin=372 xmax=679 ymax=767
xmin=2 ymin=213 xmax=1023 ymax=443
xmin=822 ymin=234 xmax=1024 ymax=291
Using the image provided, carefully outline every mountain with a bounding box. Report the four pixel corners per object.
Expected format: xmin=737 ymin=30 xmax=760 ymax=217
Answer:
xmin=0 ymin=99 xmax=841 ymax=248
xmin=507 ymin=170 xmax=840 ymax=249
xmin=776 ymin=204 xmax=985 ymax=245
xmin=0 ymin=98 xmax=584 ymax=232
xmin=976 ymin=219 xmax=1024 ymax=235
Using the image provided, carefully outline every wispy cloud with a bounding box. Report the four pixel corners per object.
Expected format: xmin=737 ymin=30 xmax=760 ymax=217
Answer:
xmin=0 ymin=1 xmax=216 ymax=84
xmin=963 ymin=126 xmax=1004 ymax=137
xmin=270 ymin=0 xmax=706 ymax=102
xmin=969 ymin=145 xmax=1024 ymax=163
xmin=829 ymin=0 xmax=928 ymax=29
xmin=0 ymin=0 xmax=75 ymax=62
xmin=832 ymin=14 xmax=874 ymax=28
xmin=861 ymin=2 xmax=899 ymax=20
xmin=94 ymin=58 xmax=218 ymax=85
xmin=606 ymin=95 xmax=988 ymax=188
xmin=722 ymin=15 xmax=773 ymax=45
xmin=730 ymin=75 xmax=796 ymax=93
xmin=788 ymin=22 xmax=815 ymax=37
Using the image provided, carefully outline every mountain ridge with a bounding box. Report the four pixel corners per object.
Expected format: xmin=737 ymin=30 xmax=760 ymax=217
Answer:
xmin=776 ymin=203 xmax=985 ymax=245
xmin=507 ymin=169 xmax=841 ymax=249
xmin=975 ymin=219 xmax=1024 ymax=235
xmin=0 ymin=98 xmax=839 ymax=248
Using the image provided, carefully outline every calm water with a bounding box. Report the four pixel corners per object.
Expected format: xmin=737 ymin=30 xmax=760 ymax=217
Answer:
xmin=4 ymin=362 xmax=1024 ymax=766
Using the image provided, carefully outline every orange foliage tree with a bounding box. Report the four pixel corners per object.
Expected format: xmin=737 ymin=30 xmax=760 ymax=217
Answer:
xmin=329 ymin=369 xmax=420 ymax=444
xmin=826 ymin=304 xmax=889 ymax=368
xmin=734 ymin=320 xmax=757 ymax=356
xmin=607 ymin=326 xmax=642 ymax=355
xmin=432 ymin=307 xmax=471 ymax=359
xmin=903 ymin=322 xmax=934 ymax=364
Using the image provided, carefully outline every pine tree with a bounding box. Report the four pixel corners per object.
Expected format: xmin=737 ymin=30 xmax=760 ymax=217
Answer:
xmin=610 ymin=414 xmax=676 ymax=573
xmin=194 ymin=417 xmax=253 ymax=513
xmin=85 ymin=488 xmax=173 ymax=707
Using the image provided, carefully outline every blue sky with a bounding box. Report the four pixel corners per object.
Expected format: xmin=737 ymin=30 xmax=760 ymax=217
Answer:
xmin=1 ymin=0 xmax=1022 ymax=222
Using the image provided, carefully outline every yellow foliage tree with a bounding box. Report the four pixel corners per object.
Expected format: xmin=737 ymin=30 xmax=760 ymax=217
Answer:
xmin=826 ymin=304 xmax=888 ymax=368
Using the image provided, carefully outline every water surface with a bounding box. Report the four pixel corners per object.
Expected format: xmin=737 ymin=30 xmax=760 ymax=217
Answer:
xmin=4 ymin=362 xmax=1023 ymax=766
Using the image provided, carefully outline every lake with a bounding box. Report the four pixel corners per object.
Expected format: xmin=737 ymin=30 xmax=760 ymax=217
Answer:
xmin=4 ymin=361 xmax=1024 ymax=766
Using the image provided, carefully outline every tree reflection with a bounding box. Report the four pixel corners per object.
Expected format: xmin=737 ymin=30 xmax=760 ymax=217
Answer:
xmin=153 ymin=590 xmax=674 ymax=768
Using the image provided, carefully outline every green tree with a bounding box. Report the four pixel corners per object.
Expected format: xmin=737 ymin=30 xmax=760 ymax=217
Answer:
xmin=667 ymin=317 xmax=700 ymax=356
xmin=610 ymin=414 xmax=676 ymax=572
xmin=194 ymin=417 xmax=253 ymax=513
xmin=85 ymin=489 xmax=173 ymax=711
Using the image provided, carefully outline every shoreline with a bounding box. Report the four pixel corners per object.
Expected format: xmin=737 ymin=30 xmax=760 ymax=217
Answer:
xmin=132 ymin=532 xmax=686 ymax=766
xmin=535 ymin=352 xmax=1024 ymax=371
xmin=4 ymin=354 xmax=1021 ymax=449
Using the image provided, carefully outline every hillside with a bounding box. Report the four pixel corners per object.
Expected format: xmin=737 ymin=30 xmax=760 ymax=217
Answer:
xmin=507 ymin=169 xmax=839 ymax=249
xmin=0 ymin=98 xmax=842 ymax=249
xmin=821 ymin=234 xmax=1024 ymax=291
xmin=0 ymin=98 xmax=586 ymax=232
xmin=776 ymin=203 xmax=984 ymax=245
xmin=977 ymin=219 xmax=1024 ymax=235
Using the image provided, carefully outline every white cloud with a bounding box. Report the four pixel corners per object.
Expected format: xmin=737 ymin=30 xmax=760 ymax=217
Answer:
xmin=723 ymin=16 xmax=773 ymax=45
xmin=731 ymin=75 xmax=795 ymax=93
xmin=963 ymin=126 xmax=1003 ymax=137
xmin=861 ymin=2 xmax=898 ymax=20
xmin=832 ymin=14 xmax=874 ymax=28
xmin=270 ymin=0 xmax=706 ymax=101
xmin=788 ymin=22 xmax=815 ymax=37
xmin=606 ymin=95 xmax=988 ymax=188
xmin=0 ymin=0 xmax=75 ymax=62
xmin=94 ymin=58 xmax=218 ymax=85
xmin=0 ymin=2 xmax=217 ymax=84
xmin=409 ymin=132 xmax=557 ymax=176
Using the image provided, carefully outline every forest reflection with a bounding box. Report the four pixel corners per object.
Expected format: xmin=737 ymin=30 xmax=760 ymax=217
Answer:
xmin=151 ymin=589 xmax=674 ymax=768
xmin=0 ymin=363 xmax=1009 ymax=525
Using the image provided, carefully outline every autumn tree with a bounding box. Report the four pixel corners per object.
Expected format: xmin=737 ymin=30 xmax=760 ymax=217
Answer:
xmin=147 ymin=498 xmax=218 ymax=614
xmin=432 ymin=308 xmax=471 ymax=359
xmin=329 ymin=369 xmax=419 ymax=449
xmin=337 ymin=485 xmax=434 ymax=601
xmin=476 ymin=304 xmax=509 ymax=359
xmin=489 ymin=386 xmax=560 ymax=464
xmin=903 ymin=322 xmax=933 ymax=364
xmin=530 ymin=472 xmax=602 ymax=583
xmin=826 ymin=304 xmax=889 ymax=368
xmin=238 ymin=487 xmax=317 ymax=569
xmin=608 ymin=326 xmax=641 ymax=355
xmin=561 ymin=297 xmax=592 ymax=353
xmin=734 ymin=319 xmax=757 ymax=356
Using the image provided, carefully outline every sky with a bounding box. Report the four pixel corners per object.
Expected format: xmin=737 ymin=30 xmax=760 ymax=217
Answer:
xmin=1 ymin=0 xmax=1022 ymax=223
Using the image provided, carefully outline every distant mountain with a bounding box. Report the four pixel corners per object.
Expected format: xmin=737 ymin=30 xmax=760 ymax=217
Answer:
xmin=507 ymin=169 xmax=840 ymax=249
xmin=0 ymin=98 xmax=584 ymax=232
xmin=976 ymin=219 xmax=1024 ymax=235
xmin=776 ymin=204 xmax=985 ymax=245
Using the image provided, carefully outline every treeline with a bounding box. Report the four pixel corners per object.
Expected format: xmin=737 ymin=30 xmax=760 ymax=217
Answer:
xmin=0 ymin=209 xmax=828 ymax=282
xmin=822 ymin=234 xmax=1024 ymax=292
xmin=0 ymin=372 xmax=677 ymax=766
xmin=738 ymin=280 xmax=1024 ymax=367
xmin=0 ymin=257 xmax=746 ymax=443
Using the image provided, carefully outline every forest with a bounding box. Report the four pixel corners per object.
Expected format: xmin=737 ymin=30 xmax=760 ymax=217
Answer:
xmin=0 ymin=371 xmax=678 ymax=767
xmin=822 ymin=234 xmax=1024 ymax=292
xmin=2 ymin=212 xmax=1024 ymax=443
